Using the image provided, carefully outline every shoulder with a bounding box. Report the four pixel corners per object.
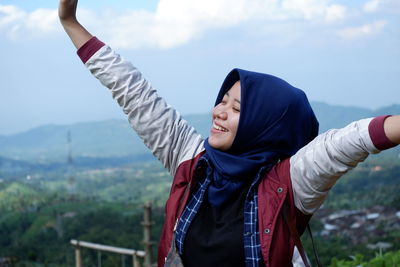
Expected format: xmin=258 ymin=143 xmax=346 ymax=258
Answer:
xmin=173 ymin=150 xmax=206 ymax=182
xmin=260 ymin=158 xmax=292 ymax=185
xmin=257 ymin=158 xmax=293 ymax=202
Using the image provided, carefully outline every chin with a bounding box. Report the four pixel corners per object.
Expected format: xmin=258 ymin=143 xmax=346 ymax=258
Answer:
xmin=208 ymin=138 xmax=219 ymax=149
xmin=208 ymin=138 xmax=230 ymax=151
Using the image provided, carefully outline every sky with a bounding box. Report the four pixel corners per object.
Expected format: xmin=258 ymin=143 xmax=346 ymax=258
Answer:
xmin=0 ymin=0 xmax=399 ymax=135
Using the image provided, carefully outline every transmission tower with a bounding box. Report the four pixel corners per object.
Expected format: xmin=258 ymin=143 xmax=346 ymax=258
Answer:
xmin=67 ymin=130 xmax=76 ymax=195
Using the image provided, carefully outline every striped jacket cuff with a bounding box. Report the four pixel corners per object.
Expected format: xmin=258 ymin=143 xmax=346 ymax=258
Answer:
xmin=368 ymin=115 xmax=397 ymax=150
xmin=77 ymin=37 xmax=105 ymax=64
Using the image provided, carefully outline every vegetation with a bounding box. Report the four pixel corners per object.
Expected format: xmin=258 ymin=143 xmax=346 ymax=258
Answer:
xmin=324 ymin=158 xmax=400 ymax=210
xmin=0 ymin=159 xmax=168 ymax=266
xmin=0 ymin=135 xmax=399 ymax=266
xmin=329 ymin=250 xmax=400 ymax=267
xmin=0 ymin=191 xmax=164 ymax=266
xmin=300 ymin=156 xmax=400 ymax=266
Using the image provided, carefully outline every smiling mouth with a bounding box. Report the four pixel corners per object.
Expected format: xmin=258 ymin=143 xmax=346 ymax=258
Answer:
xmin=213 ymin=123 xmax=228 ymax=132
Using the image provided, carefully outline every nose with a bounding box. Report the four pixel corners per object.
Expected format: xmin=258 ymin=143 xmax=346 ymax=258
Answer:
xmin=213 ymin=104 xmax=228 ymax=120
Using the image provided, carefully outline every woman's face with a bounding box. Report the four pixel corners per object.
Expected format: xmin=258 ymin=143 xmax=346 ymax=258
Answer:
xmin=208 ymin=81 xmax=241 ymax=151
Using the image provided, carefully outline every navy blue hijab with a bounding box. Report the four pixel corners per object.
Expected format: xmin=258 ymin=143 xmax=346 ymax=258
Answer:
xmin=204 ymin=69 xmax=319 ymax=206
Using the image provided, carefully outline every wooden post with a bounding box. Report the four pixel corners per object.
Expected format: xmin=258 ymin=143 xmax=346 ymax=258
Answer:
xmin=75 ymin=242 xmax=82 ymax=267
xmin=97 ymin=251 xmax=102 ymax=267
xmin=133 ymin=253 xmax=141 ymax=267
xmin=122 ymin=254 xmax=126 ymax=267
xmin=142 ymin=202 xmax=154 ymax=267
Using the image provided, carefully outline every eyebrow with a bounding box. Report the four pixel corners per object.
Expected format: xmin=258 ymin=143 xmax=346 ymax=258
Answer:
xmin=225 ymin=92 xmax=241 ymax=104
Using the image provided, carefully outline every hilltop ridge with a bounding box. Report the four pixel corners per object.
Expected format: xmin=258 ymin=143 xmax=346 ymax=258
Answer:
xmin=1 ymin=102 xmax=399 ymax=162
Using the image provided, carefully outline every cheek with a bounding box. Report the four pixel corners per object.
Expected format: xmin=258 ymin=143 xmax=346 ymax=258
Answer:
xmin=231 ymin=116 xmax=240 ymax=135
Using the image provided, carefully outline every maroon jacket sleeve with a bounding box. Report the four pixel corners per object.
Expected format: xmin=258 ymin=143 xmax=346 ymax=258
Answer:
xmin=368 ymin=115 xmax=397 ymax=150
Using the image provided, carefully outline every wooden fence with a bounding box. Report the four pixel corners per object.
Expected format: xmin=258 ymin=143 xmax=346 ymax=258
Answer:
xmin=71 ymin=202 xmax=154 ymax=267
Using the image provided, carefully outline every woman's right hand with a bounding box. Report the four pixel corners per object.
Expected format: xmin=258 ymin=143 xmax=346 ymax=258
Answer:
xmin=58 ymin=0 xmax=92 ymax=49
xmin=58 ymin=0 xmax=78 ymax=24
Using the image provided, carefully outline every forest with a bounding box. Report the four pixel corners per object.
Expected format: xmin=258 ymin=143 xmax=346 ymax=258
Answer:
xmin=1 ymin=105 xmax=400 ymax=266
xmin=0 ymin=153 xmax=399 ymax=266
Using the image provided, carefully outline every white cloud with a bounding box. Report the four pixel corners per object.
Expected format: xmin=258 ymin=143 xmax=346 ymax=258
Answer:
xmin=281 ymin=0 xmax=346 ymax=22
xmin=363 ymin=0 xmax=400 ymax=13
xmin=102 ymin=0 xmax=347 ymax=49
xmin=26 ymin=9 xmax=59 ymax=33
xmin=363 ymin=0 xmax=381 ymax=13
xmin=0 ymin=5 xmax=26 ymax=28
xmin=1 ymin=0 xmax=349 ymax=48
xmin=325 ymin=4 xmax=347 ymax=23
xmin=0 ymin=5 xmax=59 ymax=39
xmin=336 ymin=20 xmax=387 ymax=40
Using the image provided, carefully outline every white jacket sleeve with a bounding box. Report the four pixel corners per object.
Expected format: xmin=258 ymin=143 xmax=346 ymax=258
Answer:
xmin=290 ymin=118 xmax=380 ymax=215
xmin=85 ymin=45 xmax=204 ymax=176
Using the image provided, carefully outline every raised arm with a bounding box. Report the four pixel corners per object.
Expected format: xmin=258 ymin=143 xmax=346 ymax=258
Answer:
xmin=384 ymin=115 xmax=400 ymax=144
xmin=290 ymin=115 xmax=398 ymax=215
xmin=58 ymin=0 xmax=92 ymax=49
xmin=58 ymin=0 xmax=204 ymax=176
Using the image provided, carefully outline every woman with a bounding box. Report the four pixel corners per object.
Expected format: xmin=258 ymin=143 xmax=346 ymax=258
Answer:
xmin=58 ymin=1 xmax=400 ymax=266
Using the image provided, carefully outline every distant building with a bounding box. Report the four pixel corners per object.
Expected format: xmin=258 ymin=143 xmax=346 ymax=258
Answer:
xmin=316 ymin=206 xmax=400 ymax=247
xmin=372 ymin=166 xmax=382 ymax=172
xmin=0 ymin=257 xmax=13 ymax=267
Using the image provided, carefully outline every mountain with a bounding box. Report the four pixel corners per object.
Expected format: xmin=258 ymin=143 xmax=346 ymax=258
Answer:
xmin=0 ymin=120 xmax=148 ymax=162
xmin=0 ymin=102 xmax=399 ymax=162
xmin=371 ymin=104 xmax=400 ymax=117
xmin=310 ymin=102 xmax=371 ymax=132
xmin=0 ymin=156 xmax=35 ymax=173
xmin=309 ymin=102 xmax=400 ymax=132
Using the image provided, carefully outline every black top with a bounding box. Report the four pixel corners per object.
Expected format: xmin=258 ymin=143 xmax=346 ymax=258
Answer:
xmin=181 ymin=182 xmax=252 ymax=267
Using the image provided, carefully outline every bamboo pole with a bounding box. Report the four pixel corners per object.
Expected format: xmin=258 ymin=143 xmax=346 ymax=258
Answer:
xmin=97 ymin=251 xmax=102 ymax=267
xmin=142 ymin=202 xmax=154 ymax=267
xmin=75 ymin=242 xmax=82 ymax=267
xmin=133 ymin=253 xmax=141 ymax=267
xmin=122 ymin=255 xmax=126 ymax=267
xmin=70 ymin=240 xmax=145 ymax=257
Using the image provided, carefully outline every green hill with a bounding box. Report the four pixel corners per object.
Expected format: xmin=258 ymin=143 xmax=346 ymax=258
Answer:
xmin=0 ymin=120 xmax=148 ymax=162
xmin=0 ymin=182 xmax=47 ymax=212
xmin=0 ymin=102 xmax=399 ymax=162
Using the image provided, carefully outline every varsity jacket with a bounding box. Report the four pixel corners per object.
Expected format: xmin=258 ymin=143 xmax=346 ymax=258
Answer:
xmin=77 ymin=37 xmax=396 ymax=267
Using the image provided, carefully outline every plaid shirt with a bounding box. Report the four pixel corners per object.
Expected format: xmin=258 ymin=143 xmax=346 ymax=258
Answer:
xmin=175 ymin=156 xmax=266 ymax=267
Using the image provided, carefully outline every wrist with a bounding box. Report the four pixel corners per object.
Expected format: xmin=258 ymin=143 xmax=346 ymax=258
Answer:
xmin=60 ymin=17 xmax=79 ymax=28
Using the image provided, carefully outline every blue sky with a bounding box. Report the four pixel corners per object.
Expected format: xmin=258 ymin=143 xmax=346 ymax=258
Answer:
xmin=0 ymin=0 xmax=399 ymax=135
xmin=0 ymin=0 xmax=159 ymax=12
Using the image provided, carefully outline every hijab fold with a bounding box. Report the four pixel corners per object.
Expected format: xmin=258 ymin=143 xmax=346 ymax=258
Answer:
xmin=205 ymin=69 xmax=319 ymax=206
